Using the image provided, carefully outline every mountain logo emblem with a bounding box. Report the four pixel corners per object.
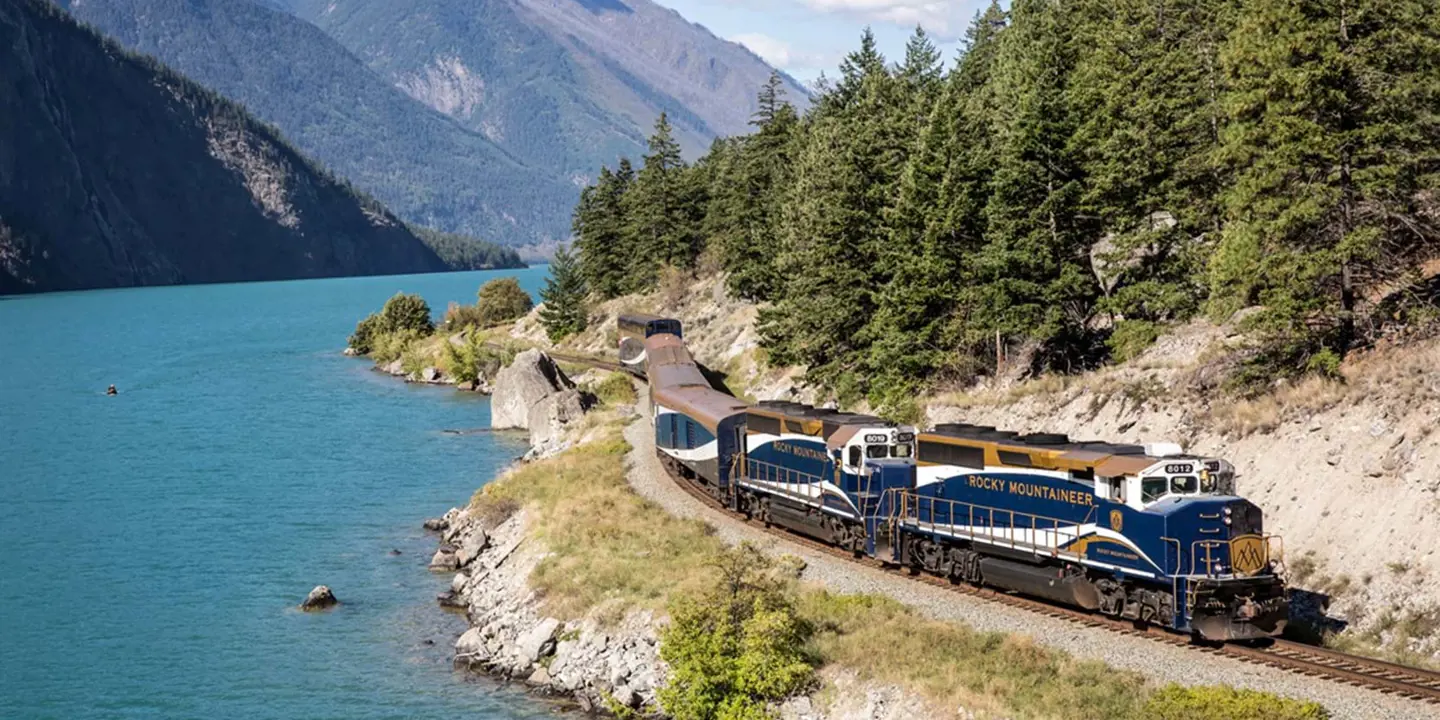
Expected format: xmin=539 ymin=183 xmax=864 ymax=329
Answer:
xmin=1109 ymin=509 xmax=1123 ymax=532
xmin=1230 ymin=535 xmax=1267 ymax=576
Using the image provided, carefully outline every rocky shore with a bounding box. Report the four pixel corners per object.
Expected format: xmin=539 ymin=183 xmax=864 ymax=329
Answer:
xmin=426 ymin=504 xmax=664 ymax=713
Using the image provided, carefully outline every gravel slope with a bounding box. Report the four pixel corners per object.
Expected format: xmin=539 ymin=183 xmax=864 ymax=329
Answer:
xmin=623 ymin=395 xmax=1440 ymax=720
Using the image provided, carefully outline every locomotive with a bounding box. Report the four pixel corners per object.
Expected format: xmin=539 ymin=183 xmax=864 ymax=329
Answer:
xmin=631 ymin=317 xmax=1288 ymax=641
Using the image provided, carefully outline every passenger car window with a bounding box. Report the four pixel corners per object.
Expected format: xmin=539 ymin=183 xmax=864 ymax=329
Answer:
xmin=1142 ymin=477 xmax=1168 ymax=503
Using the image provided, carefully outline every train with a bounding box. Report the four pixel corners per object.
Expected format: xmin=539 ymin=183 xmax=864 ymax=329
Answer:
xmin=628 ymin=315 xmax=1289 ymax=642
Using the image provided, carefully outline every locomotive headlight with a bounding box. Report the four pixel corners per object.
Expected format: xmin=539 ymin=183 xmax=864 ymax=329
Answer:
xmin=1223 ymin=516 xmax=1232 ymax=526
xmin=1223 ymin=506 xmax=1233 ymax=525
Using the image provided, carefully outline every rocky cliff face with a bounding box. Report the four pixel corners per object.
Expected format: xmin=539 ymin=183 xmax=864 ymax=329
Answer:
xmin=0 ymin=0 xmax=447 ymax=295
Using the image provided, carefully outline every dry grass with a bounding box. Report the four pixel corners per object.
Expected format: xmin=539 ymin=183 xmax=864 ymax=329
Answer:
xmin=468 ymin=427 xmax=724 ymax=620
xmin=1203 ymin=375 xmax=1348 ymax=437
xmin=799 ymin=590 xmax=1148 ymax=719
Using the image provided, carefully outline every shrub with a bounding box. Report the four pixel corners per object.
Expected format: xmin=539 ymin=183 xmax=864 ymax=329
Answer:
xmin=1107 ymin=320 xmax=1162 ymax=364
xmin=659 ymin=544 xmax=813 ymax=720
xmin=348 ymin=313 xmax=384 ymax=354
xmin=443 ymin=332 xmax=514 ymax=384
xmin=442 ymin=302 xmax=488 ymax=332
xmin=380 ymin=292 xmax=434 ymax=337
xmin=591 ymin=373 xmax=638 ymax=406
xmin=476 ymin=277 xmax=534 ymax=326
xmin=1140 ymin=685 xmax=1328 ymax=720
xmin=370 ymin=328 xmax=424 ymax=365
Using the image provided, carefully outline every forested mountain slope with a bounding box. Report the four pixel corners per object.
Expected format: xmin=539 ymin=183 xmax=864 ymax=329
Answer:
xmin=279 ymin=0 xmax=811 ymax=180
xmin=569 ymin=1 xmax=1440 ymax=414
xmin=0 ymin=0 xmax=447 ymax=295
xmin=62 ymin=0 xmax=577 ymax=247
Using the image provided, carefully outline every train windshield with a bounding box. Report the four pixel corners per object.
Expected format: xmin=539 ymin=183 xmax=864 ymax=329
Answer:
xmin=891 ymin=443 xmax=912 ymax=458
xmin=866 ymin=445 xmax=888 ymax=459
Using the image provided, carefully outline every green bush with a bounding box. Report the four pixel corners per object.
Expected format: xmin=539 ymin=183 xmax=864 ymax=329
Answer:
xmin=369 ymin=329 xmax=424 ymax=365
xmin=659 ymin=544 xmax=813 ymax=720
xmin=348 ymin=313 xmax=384 ymax=354
xmin=1140 ymin=686 xmax=1329 ymax=720
xmin=1107 ymin=320 xmax=1162 ymax=364
xmin=591 ymin=372 xmax=638 ymax=406
xmin=442 ymin=332 xmax=514 ymax=384
xmin=380 ymin=292 xmax=434 ymax=337
xmin=441 ymin=302 xmax=488 ymax=332
xmin=476 ymin=277 xmax=534 ymax=326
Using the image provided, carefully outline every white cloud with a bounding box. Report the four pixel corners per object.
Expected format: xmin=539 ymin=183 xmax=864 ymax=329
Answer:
xmin=728 ymin=32 xmax=835 ymax=71
xmin=797 ymin=0 xmax=971 ymax=39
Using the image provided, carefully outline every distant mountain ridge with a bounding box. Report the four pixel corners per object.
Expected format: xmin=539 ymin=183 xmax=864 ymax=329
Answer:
xmin=62 ymin=0 xmax=577 ymax=250
xmin=64 ymin=0 xmax=808 ymax=253
xmin=282 ymin=0 xmax=812 ymax=178
xmin=0 ymin=0 xmax=447 ymax=295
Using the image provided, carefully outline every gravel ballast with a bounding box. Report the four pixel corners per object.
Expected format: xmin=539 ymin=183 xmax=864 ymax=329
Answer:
xmin=623 ymin=397 xmax=1439 ymax=720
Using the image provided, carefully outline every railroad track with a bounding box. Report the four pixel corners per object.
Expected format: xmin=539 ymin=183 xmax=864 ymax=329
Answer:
xmin=659 ymin=458 xmax=1440 ymax=706
xmin=543 ymin=350 xmax=1440 ymax=705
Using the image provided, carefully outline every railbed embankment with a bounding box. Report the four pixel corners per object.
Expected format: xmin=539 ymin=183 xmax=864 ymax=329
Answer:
xmin=622 ymin=391 xmax=1440 ymax=720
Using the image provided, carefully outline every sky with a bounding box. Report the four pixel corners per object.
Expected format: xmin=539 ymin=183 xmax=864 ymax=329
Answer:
xmin=653 ymin=0 xmax=996 ymax=85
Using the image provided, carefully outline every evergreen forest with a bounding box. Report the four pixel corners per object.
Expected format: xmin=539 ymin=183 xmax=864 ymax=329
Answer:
xmin=570 ymin=0 xmax=1440 ymax=409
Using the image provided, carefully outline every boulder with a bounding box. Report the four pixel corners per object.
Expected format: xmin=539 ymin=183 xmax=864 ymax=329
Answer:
xmin=382 ymin=359 xmax=404 ymax=376
xmin=527 ymin=666 xmax=553 ymax=686
xmin=527 ymin=388 xmax=597 ymax=453
xmin=490 ymin=350 xmax=575 ymax=430
xmin=517 ymin=618 xmax=562 ymax=665
xmin=456 ymin=529 xmax=489 ymax=567
xmin=300 ymin=585 xmax=338 ymax=611
xmin=342 ymin=347 xmax=359 ymax=357
xmin=455 ymin=627 xmax=488 ymax=664
xmin=423 ymin=516 xmax=448 ymax=532
xmin=456 ymin=380 xmax=477 ymax=392
xmin=429 ymin=547 xmax=459 ymax=572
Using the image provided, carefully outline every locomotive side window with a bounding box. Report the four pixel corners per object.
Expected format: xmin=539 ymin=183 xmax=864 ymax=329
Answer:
xmin=1171 ymin=476 xmax=1198 ymax=494
xmin=848 ymin=446 xmax=862 ymax=468
xmin=866 ymin=445 xmax=888 ymax=460
xmin=1142 ymin=476 xmax=1168 ymax=503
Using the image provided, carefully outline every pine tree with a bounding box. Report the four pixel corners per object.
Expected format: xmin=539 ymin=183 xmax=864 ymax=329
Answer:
xmin=624 ymin=113 xmax=702 ymax=281
xmin=974 ymin=0 xmax=1097 ymax=368
xmin=712 ymin=72 xmax=800 ymax=301
xmin=1212 ymin=0 xmax=1440 ymax=373
xmin=763 ymin=39 xmax=910 ymax=397
xmin=573 ymin=160 xmax=634 ymax=299
xmin=865 ymin=2 xmax=1009 ymax=392
xmin=1069 ymin=0 xmax=1233 ymax=331
xmin=538 ymin=246 xmax=589 ymax=341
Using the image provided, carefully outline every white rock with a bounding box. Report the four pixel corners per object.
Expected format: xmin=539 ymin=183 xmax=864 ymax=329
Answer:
xmin=490 ymin=350 xmax=575 ymax=430
xmin=527 ymin=666 xmax=553 ymax=686
xmin=456 ymin=529 xmax=488 ymax=568
xmin=451 ymin=572 xmax=469 ymax=594
xmin=455 ymin=627 xmax=487 ymax=662
xmin=429 ymin=548 xmax=459 ymax=572
xmin=517 ymin=618 xmax=561 ymax=665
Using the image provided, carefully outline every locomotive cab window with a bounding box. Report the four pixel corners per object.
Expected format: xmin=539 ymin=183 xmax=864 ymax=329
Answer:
xmin=1171 ymin=476 xmax=1198 ymax=494
xmin=866 ymin=445 xmax=888 ymax=460
xmin=891 ymin=443 xmax=912 ymax=458
xmin=847 ymin=446 xmax=862 ymax=468
xmin=1141 ymin=476 xmax=1168 ymax=503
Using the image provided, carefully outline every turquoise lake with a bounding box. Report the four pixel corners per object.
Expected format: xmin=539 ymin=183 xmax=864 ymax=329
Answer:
xmin=0 ymin=269 xmax=563 ymax=719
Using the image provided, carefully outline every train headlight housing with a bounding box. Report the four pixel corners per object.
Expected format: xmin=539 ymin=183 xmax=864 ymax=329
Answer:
xmin=1223 ymin=506 xmax=1233 ymax=526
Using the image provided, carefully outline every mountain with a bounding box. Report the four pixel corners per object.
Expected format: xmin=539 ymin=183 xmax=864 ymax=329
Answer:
xmin=61 ymin=0 xmax=578 ymax=248
xmin=0 ymin=0 xmax=447 ymax=295
xmin=280 ymin=0 xmax=812 ymax=181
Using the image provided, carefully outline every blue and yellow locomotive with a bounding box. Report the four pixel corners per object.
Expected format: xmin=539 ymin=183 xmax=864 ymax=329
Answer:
xmin=634 ymin=318 xmax=1287 ymax=641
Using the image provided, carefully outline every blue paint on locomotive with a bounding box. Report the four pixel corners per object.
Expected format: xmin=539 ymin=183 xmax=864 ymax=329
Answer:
xmin=742 ymin=436 xmax=914 ymax=521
